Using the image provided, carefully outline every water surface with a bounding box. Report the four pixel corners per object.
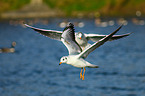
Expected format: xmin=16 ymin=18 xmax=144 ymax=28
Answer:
xmin=0 ymin=18 xmax=145 ymax=96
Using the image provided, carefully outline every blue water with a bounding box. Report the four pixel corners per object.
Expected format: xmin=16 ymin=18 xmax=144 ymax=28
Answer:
xmin=0 ymin=18 xmax=145 ymax=96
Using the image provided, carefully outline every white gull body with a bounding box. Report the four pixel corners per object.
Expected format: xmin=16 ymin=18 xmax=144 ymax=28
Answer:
xmin=59 ymin=22 xmax=123 ymax=80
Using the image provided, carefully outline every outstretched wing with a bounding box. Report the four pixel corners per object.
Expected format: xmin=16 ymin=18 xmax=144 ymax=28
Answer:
xmin=24 ymin=24 xmax=62 ymax=40
xmin=85 ymin=32 xmax=131 ymax=42
xmin=78 ymin=25 xmax=122 ymax=58
xmin=61 ymin=23 xmax=82 ymax=55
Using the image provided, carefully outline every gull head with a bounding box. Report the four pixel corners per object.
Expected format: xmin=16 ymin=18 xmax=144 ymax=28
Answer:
xmin=76 ymin=32 xmax=84 ymax=40
xmin=76 ymin=32 xmax=87 ymax=46
xmin=59 ymin=56 xmax=68 ymax=65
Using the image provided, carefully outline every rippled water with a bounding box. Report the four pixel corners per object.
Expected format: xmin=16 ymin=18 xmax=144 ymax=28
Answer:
xmin=0 ymin=18 xmax=145 ymax=96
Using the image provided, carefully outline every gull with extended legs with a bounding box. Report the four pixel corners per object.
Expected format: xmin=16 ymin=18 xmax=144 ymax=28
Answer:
xmin=59 ymin=23 xmax=123 ymax=80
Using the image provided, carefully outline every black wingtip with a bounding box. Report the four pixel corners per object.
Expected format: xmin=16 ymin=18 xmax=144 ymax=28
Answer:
xmin=129 ymin=32 xmax=134 ymax=35
xmin=63 ymin=22 xmax=75 ymax=32
xmin=23 ymin=23 xmax=33 ymax=28
xmin=23 ymin=23 xmax=29 ymax=27
xmin=117 ymin=24 xmax=123 ymax=31
xmin=123 ymin=32 xmax=133 ymax=36
xmin=22 ymin=21 xmax=27 ymax=25
xmin=67 ymin=22 xmax=74 ymax=27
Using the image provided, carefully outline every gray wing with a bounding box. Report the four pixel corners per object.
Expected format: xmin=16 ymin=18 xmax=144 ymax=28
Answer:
xmin=78 ymin=25 xmax=122 ymax=58
xmin=85 ymin=32 xmax=131 ymax=42
xmin=61 ymin=23 xmax=82 ymax=55
xmin=24 ymin=24 xmax=62 ymax=40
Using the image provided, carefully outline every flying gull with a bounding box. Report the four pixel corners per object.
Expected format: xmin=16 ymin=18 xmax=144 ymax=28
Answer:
xmin=24 ymin=23 xmax=130 ymax=50
xmin=59 ymin=23 xmax=122 ymax=80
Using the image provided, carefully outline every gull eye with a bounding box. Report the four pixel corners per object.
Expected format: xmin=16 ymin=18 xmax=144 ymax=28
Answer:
xmin=65 ymin=57 xmax=67 ymax=60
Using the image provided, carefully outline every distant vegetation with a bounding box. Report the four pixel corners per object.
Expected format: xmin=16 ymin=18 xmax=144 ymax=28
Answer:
xmin=1 ymin=0 xmax=145 ymax=17
xmin=43 ymin=0 xmax=145 ymax=16
xmin=0 ymin=0 xmax=30 ymax=12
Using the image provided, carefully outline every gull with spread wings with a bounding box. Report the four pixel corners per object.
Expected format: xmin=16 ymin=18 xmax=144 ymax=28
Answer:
xmin=24 ymin=23 xmax=130 ymax=50
xmin=59 ymin=23 xmax=123 ymax=80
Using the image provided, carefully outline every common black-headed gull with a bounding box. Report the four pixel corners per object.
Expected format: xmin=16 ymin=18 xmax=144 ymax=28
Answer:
xmin=24 ymin=23 xmax=130 ymax=50
xmin=59 ymin=23 xmax=122 ymax=80
xmin=0 ymin=42 xmax=16 ymax=53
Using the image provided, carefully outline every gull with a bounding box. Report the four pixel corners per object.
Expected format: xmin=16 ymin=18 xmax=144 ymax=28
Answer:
xmin=0 ymin=42 xmax=16 ymax=53
xmin=75 ymin=32 xmax=131 ymax=50
xmin=24 ymin=23 xmax=130 ymax=50
xmin=59 ymin=23 xmax=122 ymax=80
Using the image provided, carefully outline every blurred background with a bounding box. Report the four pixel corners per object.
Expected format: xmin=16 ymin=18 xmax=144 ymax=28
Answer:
xmin=0 ymin=0 xmax=145 ymax=96
xmin=0 ymin=0 xmax=145 ymax=18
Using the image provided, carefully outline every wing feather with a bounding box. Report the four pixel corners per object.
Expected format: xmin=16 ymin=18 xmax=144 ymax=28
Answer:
xmin=61 ymin=23 xmax=82 ymax=55
xmin=85 ymin=31 xmax=131 ymax=42
xmin=24 ymin=24 xmax=62 ymax=40
xmin=78 ymin=25 xmax=122 ymax=58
